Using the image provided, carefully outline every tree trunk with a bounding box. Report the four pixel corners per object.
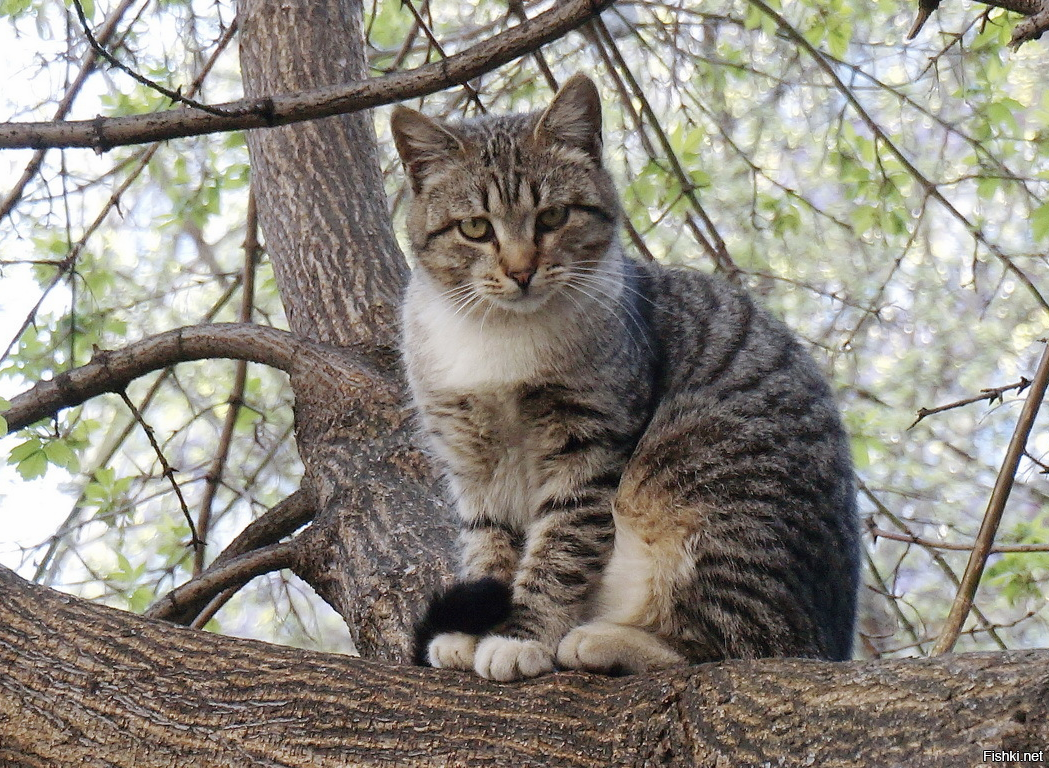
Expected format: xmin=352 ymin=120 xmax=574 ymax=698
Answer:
xmin=1 ymin=566 xmax=1046 ymax=767
xmin=237 ymin=0 xmax=453 ymax=662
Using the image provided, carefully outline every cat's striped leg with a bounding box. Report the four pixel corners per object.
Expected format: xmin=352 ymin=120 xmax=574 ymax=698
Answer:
xmin=557 ymin=504 xmax=689 ymax=675
xmin=416 ymin=518 xmax=519 ymax=670
xmin=474 ymin=498 xmax=615 ymax=681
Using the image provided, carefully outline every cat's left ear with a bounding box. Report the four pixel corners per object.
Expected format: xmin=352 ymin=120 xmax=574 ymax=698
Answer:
xmin=534 ymin=74 xmax=603 ymax=164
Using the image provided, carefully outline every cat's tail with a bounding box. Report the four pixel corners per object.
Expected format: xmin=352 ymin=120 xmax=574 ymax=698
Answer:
xmin=411 ymin=578 xmax=513 ymax=666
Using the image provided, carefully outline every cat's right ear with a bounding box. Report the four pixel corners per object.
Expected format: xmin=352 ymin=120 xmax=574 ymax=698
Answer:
xmin=534 ymin=73 xmax=603 ymax=164
xmin=391 ymin=106 xmax=464 ymax=193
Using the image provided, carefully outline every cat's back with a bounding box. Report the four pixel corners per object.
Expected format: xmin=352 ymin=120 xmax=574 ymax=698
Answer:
xmin=621 ymin=261 xmax=859 ymax=660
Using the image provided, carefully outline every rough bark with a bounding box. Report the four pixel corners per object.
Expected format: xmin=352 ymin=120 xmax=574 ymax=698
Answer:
xmin=238 ymin=0 xmax=454 ymax=661
xmin=1 ymin=566 xmax=1047 ymax=768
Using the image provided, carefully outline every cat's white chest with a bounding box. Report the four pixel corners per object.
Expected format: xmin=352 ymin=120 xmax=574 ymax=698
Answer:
xmin=403 ymin=279 xmax=546 ymax=393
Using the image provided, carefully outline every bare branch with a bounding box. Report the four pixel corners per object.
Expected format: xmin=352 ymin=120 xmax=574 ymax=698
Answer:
xmin=908 ymin=377 xmax=1033 ymax=429
xmin=932 ymin=342 xmax=1049 ymax=655
xmin=69 ymin=0 xmax=230 ymax=117
xmin=171 ymin=488 xmax=317 ymax=626
xmin=859 ymin=481 xmax=1008 ymax=650
xmin=0 ymin=0 xmax=614 ymax=150
xmin=194 ymin=192 xmax=261 ymax=575
xmin=118 ymin=390 xmax=203 ymax=554
xmin=868 ymin=525 xmax=1049 ymax=553
xmin=145 ymin=540 xmax=300 ymax=621
xmin=2 ymin=324 xmax=303 ymax=433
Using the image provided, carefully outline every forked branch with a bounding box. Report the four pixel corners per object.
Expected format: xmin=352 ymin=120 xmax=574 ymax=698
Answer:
xmin=163 ymin=488 xmax=318 ymax=626
xmin=145 ymin=540 xmax=300 ymax=621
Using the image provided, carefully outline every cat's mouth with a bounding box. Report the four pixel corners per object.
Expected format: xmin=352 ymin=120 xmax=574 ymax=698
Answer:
xmin=483 ymin=282 xmax=559 ymax=313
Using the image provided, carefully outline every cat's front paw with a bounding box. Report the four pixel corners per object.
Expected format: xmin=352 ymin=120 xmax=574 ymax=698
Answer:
xmin=427 ymin=632 xmax=478 ymax=670
xmin=558 ymin=621 xmax=684 ymax=675
xmin=474 ymin=635 xmax=554 ymax=681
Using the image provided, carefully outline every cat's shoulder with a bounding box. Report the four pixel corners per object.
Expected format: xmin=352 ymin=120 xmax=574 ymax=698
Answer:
xmin=635 ymin=259 xmax=757 ymax=319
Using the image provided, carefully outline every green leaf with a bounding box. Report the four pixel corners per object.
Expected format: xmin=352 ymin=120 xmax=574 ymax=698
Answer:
xmin=0 ymin=396 xmax=9 ymax=434
xmin=42 ymin=440 xmax=80 ymax=473
xmin=16 ymin=449 xmax=48 ymax=480
xmin=1032 ymin=201 xmax=1049 ymax=242
xmin=7 ymin=437 xmax=42 ymax=464
xmin=0 ymin=0 xmax=32 ymax=18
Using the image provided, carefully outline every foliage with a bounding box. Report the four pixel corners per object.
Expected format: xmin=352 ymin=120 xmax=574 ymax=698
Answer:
xmin=1 ymin=0 xmax=1047 ymax=657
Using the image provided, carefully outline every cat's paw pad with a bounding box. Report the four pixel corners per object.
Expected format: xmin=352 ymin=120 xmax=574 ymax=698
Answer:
xmin=427 ymin=632 xmax=477 ymax=670
xmin=557 ymin=622 xmax=684 ymax=675
xmin=474 ymin=635 xmax=554 ymax=681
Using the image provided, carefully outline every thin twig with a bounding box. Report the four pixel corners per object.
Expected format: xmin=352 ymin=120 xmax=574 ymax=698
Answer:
xmin=400 ymin=0 xmax=486 ymax=113
xmin=909 ymin=378 xmax=1033 ymax=429
xmin=589 ymin=18 xmax=738 ymax=278
xmin=859 ymin=481 xmax=1007 ymax=650
xmin=177 ymin=488 xmax=316 ymax=625
xmin=69 ymin=0 xmax=233 ymax=116
xmin=868 ymin=525 xmax=1049 ymax=553
xmin=932 ymin=342 xmax=1049 ymax=655
xmin=118 ymin=390 xmax=203 ymax=553
xmin=193 ymin=192 xmax=261 ymax=576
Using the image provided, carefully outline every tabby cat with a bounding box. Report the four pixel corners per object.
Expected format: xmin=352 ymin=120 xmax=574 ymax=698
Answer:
xmin=393 ymin=74 xmax=859 ymax=682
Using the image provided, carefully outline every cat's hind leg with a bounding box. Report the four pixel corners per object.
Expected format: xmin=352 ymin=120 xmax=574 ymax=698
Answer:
xmin=557 ymin=621 xmax=684 ymax=674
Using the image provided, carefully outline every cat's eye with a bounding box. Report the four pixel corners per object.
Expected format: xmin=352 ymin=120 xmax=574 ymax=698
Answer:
xmin=536 ymin=206 xmax=569 ymax=232
xmin=458 ymin=217 xmax=494 ymax=241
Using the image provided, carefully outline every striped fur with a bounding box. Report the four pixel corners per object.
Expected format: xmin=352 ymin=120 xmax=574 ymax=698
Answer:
xmin=394 ymin=75 xmax=859 ymax=681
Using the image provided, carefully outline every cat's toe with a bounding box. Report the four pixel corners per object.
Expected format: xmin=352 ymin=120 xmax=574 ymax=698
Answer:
xmin=474 ymin=636 xmax=553 ymax=681
xmin=427 ymin=632 xmax=477 ymax=669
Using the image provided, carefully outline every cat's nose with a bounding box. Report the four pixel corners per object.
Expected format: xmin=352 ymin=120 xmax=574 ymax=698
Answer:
xmin=507 ymin=268 xmax=535 ymax=289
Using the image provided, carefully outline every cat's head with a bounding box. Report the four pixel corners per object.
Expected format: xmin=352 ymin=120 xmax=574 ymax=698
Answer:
xmin=391 ymin=74 xmax=621 ymax=314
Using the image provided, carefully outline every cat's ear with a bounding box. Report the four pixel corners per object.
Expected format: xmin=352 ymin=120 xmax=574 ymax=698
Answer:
xmin=534 ymin=74 xmax=603 ymax=163
xmin=391 ymin=106 xmax=464 ymax=192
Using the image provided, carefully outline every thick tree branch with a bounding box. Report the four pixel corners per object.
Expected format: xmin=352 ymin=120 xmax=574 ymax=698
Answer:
xmin=906 ymin=0 xmax=1049 ymax=45
xmin=2 ymin=323 xmax=303 ymax=432
xmin=0 ymin=0 xmax=614 ymax=150
xmin=1 ymin=565 xmax=1047 ymax=767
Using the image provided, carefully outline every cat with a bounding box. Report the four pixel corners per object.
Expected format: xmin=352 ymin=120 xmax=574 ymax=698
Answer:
xmin=392 ymin=74 xmax=859 ymax=682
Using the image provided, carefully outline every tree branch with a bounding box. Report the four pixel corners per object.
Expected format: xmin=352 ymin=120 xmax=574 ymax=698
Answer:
xmin=908 ymin=377 xmax=1033 ymax=428
xmin=163 ymin=488 xmax=318 ymax=625
xmin=0 ymin=0 xmax=614 ymax=150
xmin=906 ymin=0 xmax=1049 ymax=45
xmin=144 ymin=540 xmax=300 ymax=621
xmin=2 ymin=324 xmax=302 ymax=433
xmin=932 ymin=342 xmax=1049 ymax=655
xmin=1 ymin=565 xmax=1048 ymax=767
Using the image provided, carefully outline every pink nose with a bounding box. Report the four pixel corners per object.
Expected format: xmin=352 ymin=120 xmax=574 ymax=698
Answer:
xmin=507 ymin=268 xmax=535 ymax=289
